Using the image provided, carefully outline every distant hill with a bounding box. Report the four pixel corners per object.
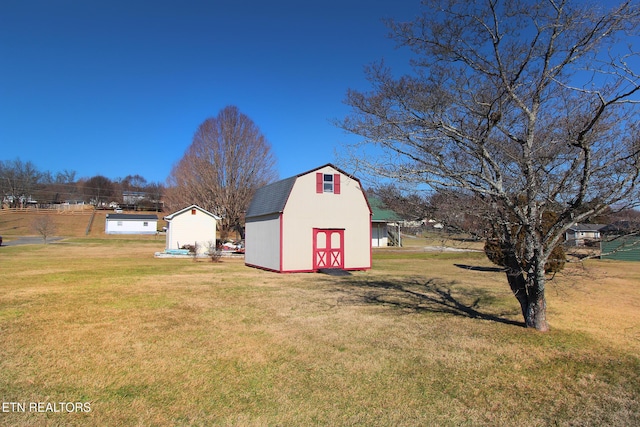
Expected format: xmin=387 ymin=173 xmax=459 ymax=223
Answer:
xmin=0 ymin=209 xmax=166 ymax=240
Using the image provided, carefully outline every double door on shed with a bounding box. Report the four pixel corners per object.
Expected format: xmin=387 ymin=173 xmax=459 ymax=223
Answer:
xmin=313 ymin=228 xmax=344 ymax=270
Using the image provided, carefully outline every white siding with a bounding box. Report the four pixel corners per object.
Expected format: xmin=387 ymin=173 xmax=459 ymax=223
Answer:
xmin=281 ymin=165 xmax=371 ymax=271
xmin=105 ymin=219 xmax=157 ymax=234
xmin=166 ymin=207 xmax=217 ymax=254
xmin=245 ymin=213 xmax=281 ymax=271
xmin=372 ymin=223 xmax=388 ymax=247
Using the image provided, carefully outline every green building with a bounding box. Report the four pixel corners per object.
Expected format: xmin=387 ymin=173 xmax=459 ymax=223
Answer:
xmin=600 ymin=236 xmax=640 ymax=262
xmin=369 ymin=197 xmax=403 ymax=247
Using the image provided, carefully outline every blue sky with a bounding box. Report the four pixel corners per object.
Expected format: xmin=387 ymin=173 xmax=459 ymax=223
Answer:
xmin=0 ymin=0 xmax=418 ymax=184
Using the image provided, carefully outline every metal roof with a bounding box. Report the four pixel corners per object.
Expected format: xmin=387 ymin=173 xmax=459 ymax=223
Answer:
xmin=601 ymin=236 xmax=640 ymax=261
xmin=567 ymin=223 xmax=606 ymax=232
xmin=106 ymin=214 xmax=158 ymax=220
xmin=369 ymin=197 xmax=402 ymax=222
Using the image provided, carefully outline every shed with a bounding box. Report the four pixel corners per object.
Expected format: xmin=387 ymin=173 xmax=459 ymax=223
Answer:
xmin=164 ymin=205 xmax=220 ymax=255
xmin=105 ymin=213 xmax=158 ymax=235
xmin=245 ymin=164 xmax=372 ymax=273
xmin=369 ymin=197 xmax=403 ymax=247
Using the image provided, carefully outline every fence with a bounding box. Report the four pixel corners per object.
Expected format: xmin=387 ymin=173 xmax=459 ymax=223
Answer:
xmin=0 ymin=206 xmax=93 ymax=215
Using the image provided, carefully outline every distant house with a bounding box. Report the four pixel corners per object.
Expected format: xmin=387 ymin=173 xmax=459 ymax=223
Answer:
xmin=565 ymin=223 xmax=605 ymax=246
xmin=122 ymin=191 xmax=146 ymax=205
xmin=369 ymin=197 xmax=402 ymax=247
xmin=245 ymin=164 xmax=372 ymax=273
xmin=105 ymin=213 xmax=158 ymax=235
xmin=164 ymin=205 xmax=220 ymax=255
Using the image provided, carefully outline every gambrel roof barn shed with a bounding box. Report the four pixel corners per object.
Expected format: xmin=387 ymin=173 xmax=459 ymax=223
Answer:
xmin=245 ymin=164 xmax=372 ymax=273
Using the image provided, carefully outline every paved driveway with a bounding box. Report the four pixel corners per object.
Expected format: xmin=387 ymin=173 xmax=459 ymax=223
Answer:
xmin=1 ymin=236 xmax=63 ymax=246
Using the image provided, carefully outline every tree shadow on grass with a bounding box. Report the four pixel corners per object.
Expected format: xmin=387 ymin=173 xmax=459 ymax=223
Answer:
xmin=453 ymin=263 xmax=506 ymax=272
xmin=335 ymin=276 xmax=525 ymax=328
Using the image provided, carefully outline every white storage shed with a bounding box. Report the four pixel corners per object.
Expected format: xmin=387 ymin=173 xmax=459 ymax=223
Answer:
xmin=105 ymin=213 xmax=158 ymax=235
xmin=164 ymin=205 xmax=220 ymax=255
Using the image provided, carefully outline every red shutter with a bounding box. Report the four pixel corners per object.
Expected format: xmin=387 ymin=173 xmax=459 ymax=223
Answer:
xmin=316 ymin=173 xmax=323 ymax=193
xmin=334 ymin=174 xmax=341 ymax=194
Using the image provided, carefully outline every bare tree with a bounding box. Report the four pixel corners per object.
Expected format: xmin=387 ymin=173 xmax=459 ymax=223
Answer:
xmin=115 ymin=174 xmax=149 ymax=210
xmin=120 ymin=174 xmax=148 ymax=191
xmin=428 ymin=190 xmax=492 ymax=238
xmin=371 ymin=184 xmax=433 ymax=221
xmin=339 ymin=0 xmax=640 ymax=331
xmin=32 ymin=215 xmax=57 ymax=244
xmin=42 ymin=169 xmax=78 ymax=204
xmin=145 ymin=182 xmax=165 ymax=212
xmin=82 ymin=175 xmax=114 ymax=208
xmin=0 ymin=159 xmax=42 ymax=208
xmin=167 ymin=105 xmax=278 ymax=240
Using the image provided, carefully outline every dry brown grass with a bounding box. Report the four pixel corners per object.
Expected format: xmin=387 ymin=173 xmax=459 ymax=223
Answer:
xmin=0 ymin=209 xmax=167 ymax=241
xmin=0 ymin=237 xmax=638 ymax=426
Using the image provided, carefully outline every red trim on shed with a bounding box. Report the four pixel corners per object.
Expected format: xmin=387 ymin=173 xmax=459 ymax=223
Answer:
xmin=245 ymin=263 xmax=370 ymax=274
xmin=279 ymin=213 xmax=284 ymax=272
xmin=369 ymin=214 xmax=373 ymax=268
xmin=313 ymin=228 xmax=345 ymax=270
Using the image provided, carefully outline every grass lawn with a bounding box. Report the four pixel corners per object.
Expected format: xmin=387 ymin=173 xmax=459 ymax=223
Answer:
xmin=0 ymin=236 xmax=638 ymax=426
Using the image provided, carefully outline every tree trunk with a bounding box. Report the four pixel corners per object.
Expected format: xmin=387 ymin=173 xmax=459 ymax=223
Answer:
xmin=505 ymin=269 xmax=528 ymax=321
xmin=503 ymin=252 xmax=529 ymax=322
xmin=524 ymin=267 xmax=549 ymax=332
xmin=524 ymin=291 xmax=548 ymax=331
xmin=503 ymin=255 xmax=549 ymax=331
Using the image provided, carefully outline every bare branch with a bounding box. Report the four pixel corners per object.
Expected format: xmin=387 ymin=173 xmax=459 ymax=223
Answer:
xmin=166 ymin=106 xmax=278 ymax=239
xmin=339 ymin=0 xmax=640 ymax=331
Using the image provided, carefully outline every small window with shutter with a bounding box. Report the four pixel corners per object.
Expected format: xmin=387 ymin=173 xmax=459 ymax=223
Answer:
xmin=316 ymin=172 xmax=341 ymax=194
xmin=323 ymin=174 xmax=333 ymax=192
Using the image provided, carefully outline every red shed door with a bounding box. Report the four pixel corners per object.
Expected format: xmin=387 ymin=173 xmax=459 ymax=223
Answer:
xmin=313 ymin=229 xmax=344 ymax=270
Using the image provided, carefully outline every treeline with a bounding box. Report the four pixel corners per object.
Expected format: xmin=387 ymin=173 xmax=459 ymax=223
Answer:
xmin=370 ymin=183 xmax=640 ymax=232
xmin=0 ymin=158 xmax=165 ymax=211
